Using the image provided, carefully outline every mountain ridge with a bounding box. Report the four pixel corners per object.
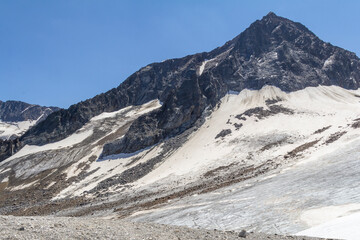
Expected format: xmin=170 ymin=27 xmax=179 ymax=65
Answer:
xmin=0 ymin=100 xmax=59 ymax=123
xmin=1 ymin=12 xmax=360 ymax=162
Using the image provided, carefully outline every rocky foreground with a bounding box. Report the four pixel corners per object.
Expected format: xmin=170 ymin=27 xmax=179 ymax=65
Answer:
xmin=0 ymin=215 xmax=328 ymax=240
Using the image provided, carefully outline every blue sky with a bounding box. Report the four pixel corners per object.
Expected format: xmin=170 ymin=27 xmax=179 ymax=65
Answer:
xmin=1 ymin=0 xmax=359 ymax=108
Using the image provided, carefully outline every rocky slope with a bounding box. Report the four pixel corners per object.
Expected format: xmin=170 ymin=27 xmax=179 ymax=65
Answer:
xmin=1 ymin=12 xmax=360 ymax=162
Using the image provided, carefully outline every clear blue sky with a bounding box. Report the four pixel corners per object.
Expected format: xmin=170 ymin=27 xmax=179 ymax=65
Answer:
xmin=1 ymin=0 xmax=359 ymax=108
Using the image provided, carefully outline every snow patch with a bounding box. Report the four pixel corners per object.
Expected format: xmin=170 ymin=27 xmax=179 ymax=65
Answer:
xmin=323 ymin=55 xmax=335 ymax=68
xmin=0 ymin=120 xmax=36 ymax=140
xmin=91 ymin=99 xmax=161 ymax=122
xmin=300 ymin=204 xmax=360 ymax=227
xmin=90 ymin=106 xmax=133 ymax=122
xmin=10 ymin=180 xmax=39 ymax=191
xmin=297 ymin=211 xmax=360 ymax=240
xmin=2 ymin=128 xmax=93 ymax=164
xmin=98 ymin=145 xmax=154 ymax=162
xmin=44 ymin=181 xmax=56 ymax=189
xmin=1 ymin=176 xmax=9 ymax=183
xmin=198 ymin=60 xmax=208 ymax=76
xmin=198 ymin=58 xmax=218 ymax=76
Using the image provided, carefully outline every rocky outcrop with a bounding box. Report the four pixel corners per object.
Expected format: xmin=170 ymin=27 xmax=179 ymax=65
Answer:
xmin=0 ymin=138 xmax=21 ymax=161
xmin=2 ymin=12 xmax=360 ymax=161
xmin=0 ymin=100 xmax=59 ymax=123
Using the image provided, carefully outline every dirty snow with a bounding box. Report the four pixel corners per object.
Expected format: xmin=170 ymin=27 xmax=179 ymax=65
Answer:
xmin=10 ymin=180 xmax=39 ymax=191
xmin=2 ymin=129 xmax=93 ymax=164
xmin=131 ymin=135 xmax=360 ymax=235
xmin=1 ymin=176 xmax=9 ymax=183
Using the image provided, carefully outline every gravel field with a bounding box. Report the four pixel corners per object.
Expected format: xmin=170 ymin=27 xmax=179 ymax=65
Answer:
xmin=0 ymin=215 xmax=327 ymax=240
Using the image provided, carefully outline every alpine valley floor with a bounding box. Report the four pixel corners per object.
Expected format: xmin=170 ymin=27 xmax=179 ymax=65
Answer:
xmin=0 ymin=215 xmax=326 ymax=240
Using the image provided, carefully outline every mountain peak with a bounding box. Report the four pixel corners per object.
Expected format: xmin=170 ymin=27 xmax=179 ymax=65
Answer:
xmin=259 ymin=11 xmax=286 ymax=24
xmin=219 ymin=12 xmax=320 ymax=61
xmin=258 ymin=12 xmax=315 ymax=36
xmin=264 ymin=11 xmax=278 ymax=19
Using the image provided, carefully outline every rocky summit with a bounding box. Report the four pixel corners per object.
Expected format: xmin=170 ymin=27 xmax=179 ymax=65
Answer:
xmin=1 ymin=12 xmax=360 ymax=239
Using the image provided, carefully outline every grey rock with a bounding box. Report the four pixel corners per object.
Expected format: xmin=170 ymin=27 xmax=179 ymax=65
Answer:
xmin=239 ymin=229 xmax=247 ymax=238
xmin=0 ymin=138 xmax=21 ymax=163
xmin=215 ymin=129 xmax=232 ymax=139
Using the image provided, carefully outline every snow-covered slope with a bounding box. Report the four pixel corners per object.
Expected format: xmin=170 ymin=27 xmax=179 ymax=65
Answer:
xmin=110 ymin=85 xmax=359 ymax=239
xmin=1 ymin=85 xmax=360 ymax=240
xmin=51 ymin=86 xmax=360 ymax=210
xmin=135 ymin=85 xmax=360 ymax=186
xmin=0 ymin=120 xmax=37 ymax=140
xmin=0 ymin=99 xmax=161 ymax=179
xmin=130 ymin=132 xmax=360 ymax=234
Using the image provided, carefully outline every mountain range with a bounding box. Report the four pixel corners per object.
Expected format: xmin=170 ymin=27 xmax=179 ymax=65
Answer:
xmin=0 ymin=12 xmax=360 ymax=239
xmin=2 ymin=12 xmax=360 ymax=161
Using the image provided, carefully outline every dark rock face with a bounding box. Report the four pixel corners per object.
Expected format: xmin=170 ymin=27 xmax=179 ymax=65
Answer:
xmin=19 ymin=55 xmax=206 ymax=147
xmin=103 ymin=75 xmax=208 ymax=155
xmin=0 ymin=138 xmax=21 ymax=161
xmin=0 ymin=101 xmax=59 ymax=123
xmin=205 ymin=12 xmax=360 ymax=92
xmin=2 ymin=12 xmax=360 ymax=161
